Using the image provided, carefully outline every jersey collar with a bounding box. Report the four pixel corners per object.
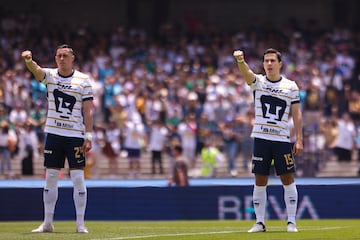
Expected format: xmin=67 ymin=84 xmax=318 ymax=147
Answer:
xmin=266 ymin=76 xmax=282 ymax=83
xmin=58 ymin=69 xmax=75 ymax=78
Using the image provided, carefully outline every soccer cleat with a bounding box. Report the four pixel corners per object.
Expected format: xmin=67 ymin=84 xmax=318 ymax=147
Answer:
xmin=31 ymin=223 xmax=54 ymax=233
xmin=248 ymin=222 xmax=266 ymax=233
xmin=287 ymin=222 xmax=298 ymax=232
xmin=76 ymin=225 xmax=89 ymax=233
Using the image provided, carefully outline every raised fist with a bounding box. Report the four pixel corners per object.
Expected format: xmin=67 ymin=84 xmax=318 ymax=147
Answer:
xmin=233 ymin=50 xmax=244 ymax=62
xmin=21 ymin=50 xmax=32 ymax=61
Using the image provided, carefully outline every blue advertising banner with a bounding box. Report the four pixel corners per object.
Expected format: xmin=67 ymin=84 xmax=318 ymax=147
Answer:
xmin=0 ymin=181 xmax=359 ymax=220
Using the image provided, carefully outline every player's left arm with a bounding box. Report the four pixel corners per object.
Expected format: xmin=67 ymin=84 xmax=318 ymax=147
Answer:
xmin=291 ymin=102 xmax=303 ymax=156
xmin=83 ymin=99 xmax=94 ymax=152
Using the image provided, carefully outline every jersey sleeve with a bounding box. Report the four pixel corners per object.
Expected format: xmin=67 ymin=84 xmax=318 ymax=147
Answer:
xmin=249 ymin=74 xmax=262 ymax=90
xmin=291 ymin=81 xmax=300 ymax=104
xmin=82 ymin=78 xmax=94 ymax=101
xmin=41 ymin=68 xmax=52 ymax=86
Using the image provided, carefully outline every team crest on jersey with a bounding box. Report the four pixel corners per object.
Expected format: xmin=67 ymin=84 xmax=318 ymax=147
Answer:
xmin=260 ymin=95 xmax=286 ymax=124
xmin=54 ymin=89 xmax=76 ymax=119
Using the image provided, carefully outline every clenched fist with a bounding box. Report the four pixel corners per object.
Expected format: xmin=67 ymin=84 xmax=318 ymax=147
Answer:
xmin=233 ymin=50 xmax=244 ymax=63
xmin=21 ymin=50 xmax=32 ymax=62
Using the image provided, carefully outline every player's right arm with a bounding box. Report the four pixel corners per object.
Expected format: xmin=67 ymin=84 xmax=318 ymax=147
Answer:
xmin=233 ymin=50 xmax=256 ymax=85
xmin=21 ymin=50 xmax=46 ymax=81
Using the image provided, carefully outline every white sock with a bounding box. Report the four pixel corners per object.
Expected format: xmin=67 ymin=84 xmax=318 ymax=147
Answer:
xmin=70 ymin=170 xmax=87 ymax=227
xmin=253 ymin=185 xmax=267 ymax=224
xmin=283 ymin=182 xmax=298 ymax=224
xmin=43 ymin=169 xmax=60 ymax=225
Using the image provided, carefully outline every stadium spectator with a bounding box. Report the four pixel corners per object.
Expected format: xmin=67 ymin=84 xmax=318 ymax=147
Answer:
xmin=0 ymin=121 xmax=14 ymax=178
xmin=234 ymin=48 xmax=303 ymax=233
xmin=27 ymin=100 xmax=46 ymax=147
xmin=86 ymin=124 xmax=107 ymax=179
xmin=109 ymin=101 xmax=128 ymax=130
xmin=199 ymin=138 xmax=224 ymax=177
xmin=0 ymin=105 xmax=9 ymax=126
xmin=148 ymin=120 xmax=168 ymax=175
xmin=355 ymin=123 xmax=360 ymax=176
xmin=196 ymin=113 xmax=214 ymax=155
xmin=319 ymin=116 xmax=338 ymax=166
xmin=236 ymin=108 xmax=255 ymax=172
xmin=18 ymin=122 xmax=39 ymax=175
xmin=333 ymin=112 xmax=355 ymax=162
xmin=104 ymin=120 xmax=121 ymax=176
xmin=103 ymin=75 xmax=122 ymax=123
xmin=22 ymin=44 xmax=93 ymax=234
xmin=177 ymin=113 xmax=198 ymax=168
xmin=165 ymin=96 xmax=183 ymax=126
xmin=123 ymin=112 xmax=146 ymax=178
xmin=219 ymin=116 xmax=241 ymax=177
xmin=9 ymin=102 xmax=27 ymax=128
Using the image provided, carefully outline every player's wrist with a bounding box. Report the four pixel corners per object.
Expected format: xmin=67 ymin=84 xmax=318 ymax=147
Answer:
xmin=236 ymin=58 xmax=244 ymax=64
xmin=25 ymin=57 xmax=32 ymax=63
xmin=84 ymin=132 xmax=93 ymax=141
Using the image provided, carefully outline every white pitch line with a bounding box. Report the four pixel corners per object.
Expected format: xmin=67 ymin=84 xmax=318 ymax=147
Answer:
xmin=91 ymin=226 xmax=348 ymax=240
xmin=91 ymin=230 xmax=245 ymax=240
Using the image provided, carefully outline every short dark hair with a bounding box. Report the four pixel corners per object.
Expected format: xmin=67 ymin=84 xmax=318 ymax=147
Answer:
xmin=56 ymin=44 xmax=74 ymax=55
xmin=173 ymin=145 xmax=183 ymax=154
xmin=263 ymin=48 xmax=281 ymax=62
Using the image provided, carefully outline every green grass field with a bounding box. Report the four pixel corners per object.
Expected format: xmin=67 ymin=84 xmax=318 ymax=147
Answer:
xmin=0 ymin=219 xmax=359 ymax=240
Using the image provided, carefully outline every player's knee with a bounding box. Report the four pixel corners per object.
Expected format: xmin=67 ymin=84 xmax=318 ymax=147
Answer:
xmin=70 ymin=170 xmax=86 ymax=188
xmin=280 ymin=173 xmax=295 ymax=185
xmin=255 ymin=174 xmax=268 ymax=186
xmin=45 ymin=169 xmax=60 ymax=186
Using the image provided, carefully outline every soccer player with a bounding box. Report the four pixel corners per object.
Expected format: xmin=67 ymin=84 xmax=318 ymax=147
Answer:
xmin=167 ymin=145 xmax=189 ymax=187
xmin=233 ymin=48 xmax=303 ymax=233
xmin=21 ymin=44 xmax=94 ymax=234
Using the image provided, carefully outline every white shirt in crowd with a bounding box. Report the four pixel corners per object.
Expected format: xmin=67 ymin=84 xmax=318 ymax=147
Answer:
xmin=148 ymin=124 xmax=168 ymax=151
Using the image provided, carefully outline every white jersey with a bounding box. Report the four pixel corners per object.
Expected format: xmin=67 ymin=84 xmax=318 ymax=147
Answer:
xmin=148 ymin=126 xmax=168 ymax=151
xmin=250 ymin=74 xmax=300 ymax=142
xmin=123 ymin=121 xmax=145 ymax=149
xmin=42 ymin=68 xmax=93 ymax=138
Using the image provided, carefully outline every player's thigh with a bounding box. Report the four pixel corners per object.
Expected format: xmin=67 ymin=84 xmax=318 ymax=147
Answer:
xmin=65 ymin=137 xmax=85 ymax=168
xmin=273 ymin=141 xmax=295 ymax=175
xmin=252 ymin=138 xmax=273 ymax=175
xmin=44 ymin=133 xmax=66 ymax=168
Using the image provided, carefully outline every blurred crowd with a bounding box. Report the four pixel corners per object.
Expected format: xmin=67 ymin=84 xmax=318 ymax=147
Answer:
xmin=0 ymin=12 xmax=360 ymax=179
